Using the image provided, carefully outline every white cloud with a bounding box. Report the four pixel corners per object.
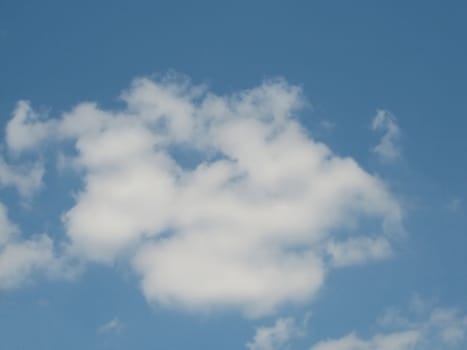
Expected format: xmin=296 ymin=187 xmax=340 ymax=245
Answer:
xmin=245 ymin=301 xmax=467 ymax=350
xmin=97 ymin=317 xmax=124 ymax=335
xmin=3 ymin=75 xmax=403 ymax=315
xmin=429 ymin=308 xmax=467 ymax=345
xmin=247 ymin=317 xmax=299 ymax=350
xmin=309 ymin=301 xmax=467 ymax=350
xmin=371 ymin=110 xmax=401 ymax=162
xmin=0 ymin=202 xmax=18 ymax=246
xmin=0 ymin=156 xmax=44 ymax=197
xmin=0 ymin=102 xmax=47 ymax=198
xmin=0 ymin=201 xmax=72 ymax=289
xmin=326 ymin=236 xmax=392 ymax=267
xmin=311 ymin=331 xmax=420 ymax=350
xmin=448 ymin=197 xmax=462 ymax=212
xmin=5 ymin=101 xmax=56 ymax=153
xmin=320 ymin=120 xmax=336 ymax=130
xmin=0 ymin=234 xmax=57 ymax=289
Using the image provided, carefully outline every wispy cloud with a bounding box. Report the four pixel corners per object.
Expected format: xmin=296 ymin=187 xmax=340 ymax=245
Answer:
xmin=447 ymin=197 xmax=462 ymax=212
xmin=310 ymin=300 xmax=467 ymax=350
xmin=320 ymin=120 xmax=336 ymax=130
xmin=371 ymin=110 xmax=401 ymax=162
xmin=0 ymin=156 xmax=44 ymax=198
xmin=97 ymin=318 xmax=124 ymax=335
xmin=245 ymin=298 xmax=467 ymax=350
xmin=246 ymin=317 xmax=299 ymax=350
xmin=326 ymin=236 xmax=392 ymax=267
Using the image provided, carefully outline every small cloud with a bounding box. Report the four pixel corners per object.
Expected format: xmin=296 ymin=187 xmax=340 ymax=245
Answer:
xmin=320 ymin=120 xmax=336 ymax=130
xmin=408 ymin=293 xmax=433 ymax=314
xmin=448 ymin=197 xmax=462 ymax=212
xmin=97 ymin=318 xmax=124 ymax=335
xmin=246 ymin=317 xmax=299 ymax=350
xmin=326 ymin=237 xmax=392 ymax=267
xmin=36 ymin=298 xmax=50 ymax=307
xmin=371 ymin=110 xmax=401 ymax=162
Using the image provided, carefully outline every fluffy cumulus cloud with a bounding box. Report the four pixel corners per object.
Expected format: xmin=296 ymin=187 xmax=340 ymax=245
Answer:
xmin=371 ymin=110 xmax=401 ymax=162
xmin=2 ymin=75 xmax=403 ymax=315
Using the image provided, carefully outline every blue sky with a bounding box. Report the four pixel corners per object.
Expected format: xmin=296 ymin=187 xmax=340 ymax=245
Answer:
xmin=0 ymin=1 xmax=466 ymax=349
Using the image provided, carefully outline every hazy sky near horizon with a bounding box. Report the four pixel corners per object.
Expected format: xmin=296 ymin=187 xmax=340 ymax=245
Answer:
xmin=1 ymin=1 xmax=466 ymax=349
